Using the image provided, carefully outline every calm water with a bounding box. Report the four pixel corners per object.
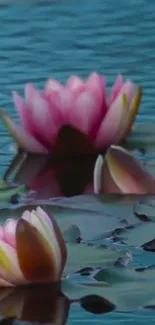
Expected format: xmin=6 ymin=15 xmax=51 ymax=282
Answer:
xmin=0 ymin=0 xmax=155 ymax=323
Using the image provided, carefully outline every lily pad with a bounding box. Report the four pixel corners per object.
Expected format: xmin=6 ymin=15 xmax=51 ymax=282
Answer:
xmin=114 ymin=221 xmax=155 ymax=248
xmin=134 ymin=197 xmax=155 ymax=221
xmin=0 ymin=182 xmax=29 ymax=206
xmin=65 ymin=242 xmax=129 ymax=274
xmin=1 ymin=194 xmax=155 ymax=245
xmin=62 ymin=265 xmax=155 ymax=312
xmin=0 ymin=194 xmax=142 ymax=242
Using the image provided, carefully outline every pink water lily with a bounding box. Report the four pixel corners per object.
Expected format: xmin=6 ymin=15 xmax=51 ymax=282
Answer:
xmin=0 ymin=73 xmax=142 ymax=155
xmin=0 ymin=206 xmax=67 ymax=286
xmin=94 ymin=145 xmax=155 ymax=194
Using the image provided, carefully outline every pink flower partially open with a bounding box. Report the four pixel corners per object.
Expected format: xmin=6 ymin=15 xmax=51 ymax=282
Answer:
xmin=94 ymin=145 xmax=155 ymax=194
xmin=0 ymin=207 xmax=67 ymax=286
xmin=0 ymin=73 xmax=142 ymax=155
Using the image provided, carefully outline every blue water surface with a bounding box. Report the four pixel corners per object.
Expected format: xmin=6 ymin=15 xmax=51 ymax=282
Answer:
xmin=0 ymin=0 xmax=155 ymax=323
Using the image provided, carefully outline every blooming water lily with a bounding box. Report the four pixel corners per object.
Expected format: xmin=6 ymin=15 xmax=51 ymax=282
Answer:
xmin=0 ymin=206 xmax=67 ymax=286
xmin=0 ymin=73 xmax=142 ymax=155
xmin=94 ymin=145 xmax=155 ymax=194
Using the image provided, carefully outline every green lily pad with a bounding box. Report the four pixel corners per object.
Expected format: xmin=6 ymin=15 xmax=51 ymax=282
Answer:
xmin=114 ymin=221 xmax=155 ymax=248
xmin=65 ymin=242 xmax=129 ymax=274
xmin=0 ymin=194 xmax=142 ymax=242
xmin=62 ymin=265 xmax=155 ymax=312
xmin=0 ymin=182 xmax=29 ymax=205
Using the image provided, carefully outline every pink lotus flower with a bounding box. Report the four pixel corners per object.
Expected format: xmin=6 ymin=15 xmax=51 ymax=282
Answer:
xmin=0 ymin=73 xmax=142 ymax=155
xmin=94 ymin=145 xmax=155 ymax=194
xmin=0 ymin=206 xmax=67 ymax=286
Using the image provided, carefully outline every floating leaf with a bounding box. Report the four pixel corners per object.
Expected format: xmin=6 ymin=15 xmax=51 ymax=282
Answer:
xmin=134 ymin=197 xmax=155 ymax=221
xmin=63 ymin=225 xmax=81 ymax=243
xmin=65 ymin=243 xmax=128 ymax=274
xmin=62 ymin=266 xmax=155 ymax=312
xmin=142 ymin=240 xmax=155 ymax=252
xmin=94 ymin=266 xmax=140 ymax=284
xmin=0 ymin=182 xmax=29 ymax=207
xmin=0 ymin=194 xmax=141 ymax=242
xmin=115 ymin=222 xmax=155 ymax=247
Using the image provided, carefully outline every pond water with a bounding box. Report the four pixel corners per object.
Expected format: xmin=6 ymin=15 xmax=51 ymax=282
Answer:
xmin=0 ymin=0 xmax=155 ymax=324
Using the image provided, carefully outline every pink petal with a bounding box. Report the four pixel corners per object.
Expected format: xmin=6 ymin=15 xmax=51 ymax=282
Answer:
xmin=95 ymin=81 xmax=135 ymax=149
xmin=12 ymin=92 xmax=33 ymax=133
xmin=0 ymin=240 xmax=26 ymax=285
xmin=34 ymin=207 xmax=67 ymax=278
xmin=21 ymin=206 xmax=66 ymax=279
xmin=0 ymin=110 xmax=48 ymax=154
xmin=93 ymin=155 xmax=104 ymax=193
xmin=98 ymin=145 xmax=155 ymax=194
xmin=44 ymin=78 xmax=64 ymax=96
xmin=66 ymin=76 xmax=84 ymax=96
xmin=25 ymin=84 xmax=61 ymax=147
xmin=3 ymin=219 xmax=17 ymax=248
xmin=71 ymin=91 xmax=101 ymax=136
xmin=21 ymin=211 xmax=32 ymax=223
xmin=50 ymin=88 xmax=75 ymax=124
xmin=16 ymin=216 xmax=66 ymax=283
xmin=94 ymin=154 xmax=122 ymax=194
xmin=25 ymin=84 xmax=51 ymax=121
xmin=45 ymin=90 xmax=61 ymax=110
xmin=45 ymin=79 xmax=74 ymax=122
xmin=117 ymin=87 xmax=142 ymax=142
xmin=109 ymin=74 xmax=124 ymax=105
xmin=22 ymin=208 xmax=55 ymax=240
xmin=35 ymin=207 xmax=55 ymax=234
xmin=86 ymin=72 xmax=107 ymax=105
xmin=86 ymin=73 xmax=108 ymax=121
xmin=123 ymin=81 xmax=135 ymax=106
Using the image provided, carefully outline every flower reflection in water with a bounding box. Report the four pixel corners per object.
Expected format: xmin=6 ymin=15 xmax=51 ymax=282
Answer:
xmin=5 ymin=126 xmax=155 ymax=199
xmin=4 ymin=144 xmax=97 ymax=199
xmin=0 ymin=284 xmax=69 ymax=324
xmin=0 ymin=284 xmax=115 ymax=324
